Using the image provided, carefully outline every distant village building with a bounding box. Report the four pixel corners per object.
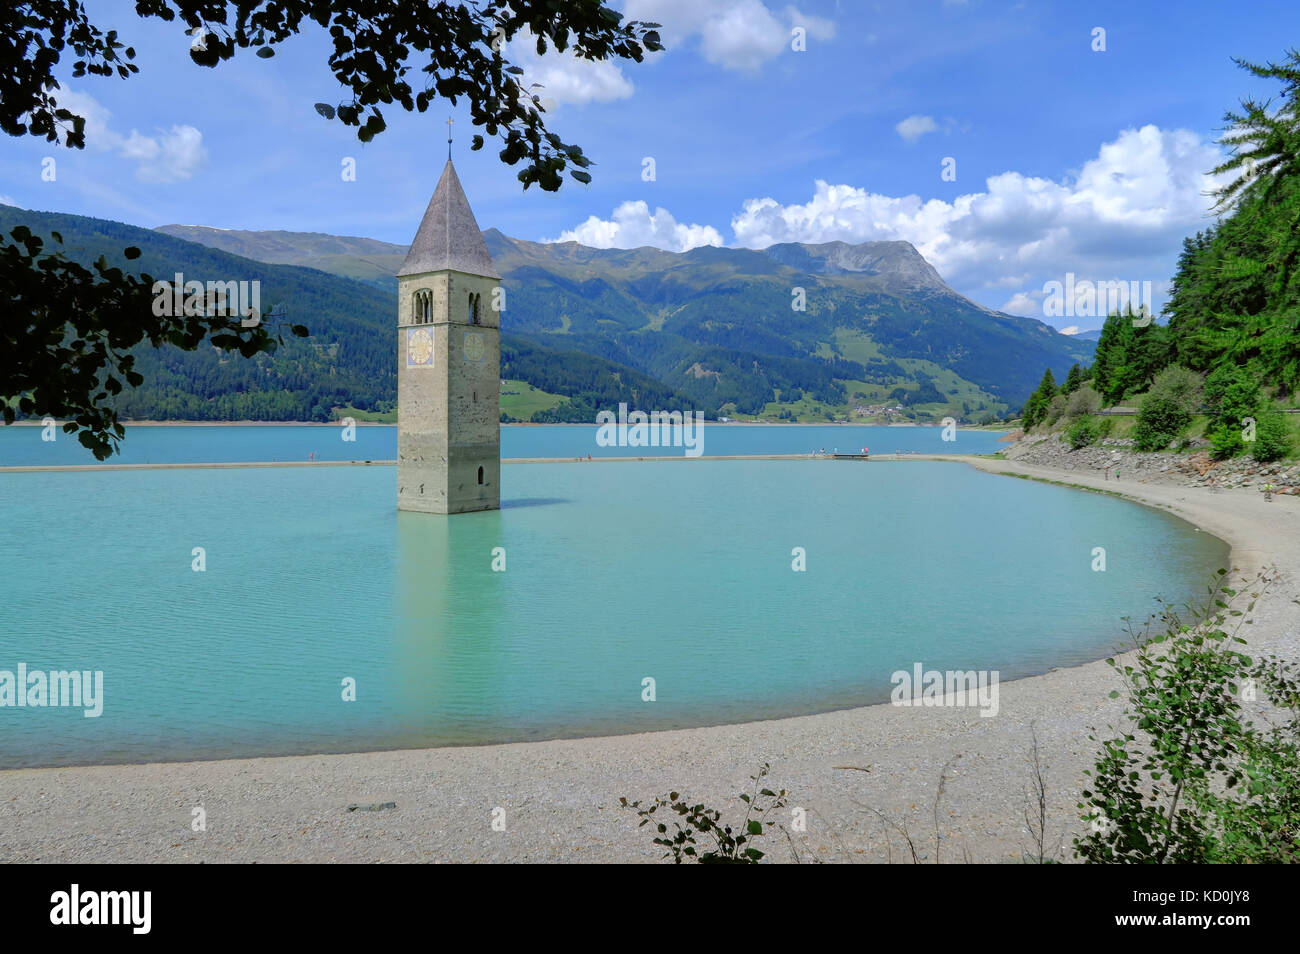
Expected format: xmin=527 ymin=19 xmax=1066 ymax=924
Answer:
xmin=396 ymin=159 xmax=501 ymax=513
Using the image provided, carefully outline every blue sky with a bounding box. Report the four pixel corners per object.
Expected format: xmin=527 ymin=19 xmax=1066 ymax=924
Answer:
xmin=1 ymin=0 xmax=1295 ymax=331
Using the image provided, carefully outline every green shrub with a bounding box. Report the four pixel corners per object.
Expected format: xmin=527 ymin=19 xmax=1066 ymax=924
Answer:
xmin=1210 ymin=422 xmax=1246 ymax=459
xmin=622 ymin=764 xmax=790 ymax=864
xmin=1065 ymin=384 xmax=1102 ymax=420
xmin=1066 ymin=415 xmax=1101 ymax=449
xmin=1251 ymin=406 xmax=1293 ymax=462
xmin=1204 ymin=365 xmax=1260 ymax=430
xmin=1148 ymin=365 xmax=1203 ymax=416
xmin=1133 ymin=395 xmax=1191 ymax=451
xmin=1076 ymin=570 xmax=1300 ymax=864
xmin=1130 ymin=366 xmax=1202 ymax=452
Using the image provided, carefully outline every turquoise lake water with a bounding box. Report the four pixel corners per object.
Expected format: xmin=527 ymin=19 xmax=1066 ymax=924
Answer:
xmin=0 ymin=423 xmax=1006 ymax=466
xmin=0 ymin=438 xmax=1228 ymax=768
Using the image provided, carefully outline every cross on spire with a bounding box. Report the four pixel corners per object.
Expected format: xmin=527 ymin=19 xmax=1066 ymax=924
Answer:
xmin=446 ymin=117 xmax=453 ymax=160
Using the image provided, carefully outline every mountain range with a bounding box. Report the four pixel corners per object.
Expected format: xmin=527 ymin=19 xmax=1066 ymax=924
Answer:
xmin=155 ymin=221 xmax=1093 ymax=421
xmin=3 ymin=203 xmax=1092 ymax=424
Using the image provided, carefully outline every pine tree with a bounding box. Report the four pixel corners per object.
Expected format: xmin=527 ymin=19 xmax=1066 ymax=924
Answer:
xmin=1092 ymin=311 xmax=1135 ymax=405
xmin=1212 ymin=48 xmax=1300 ymax=213
xmin=1022 ymin=368 xmax=1058 ymax=430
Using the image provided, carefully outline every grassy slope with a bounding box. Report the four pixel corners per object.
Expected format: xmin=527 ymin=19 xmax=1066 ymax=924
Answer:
xmin=335 ymin=382 xmax=571 ymax=424
xmin=499 ymin=379 xmax=566 ymax=420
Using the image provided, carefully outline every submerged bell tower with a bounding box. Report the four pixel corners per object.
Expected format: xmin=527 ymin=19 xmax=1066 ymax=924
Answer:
xmin=396 ymin=159 xmax=501 ymax=514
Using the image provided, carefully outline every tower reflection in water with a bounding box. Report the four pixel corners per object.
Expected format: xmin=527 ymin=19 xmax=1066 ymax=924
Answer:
xmin=391 ymin=508 xmax=509 ymax=742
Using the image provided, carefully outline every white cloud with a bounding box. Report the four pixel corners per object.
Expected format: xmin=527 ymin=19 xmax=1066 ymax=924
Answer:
xmin=1000 ymin=291 xmax=1044 ymax=316
xmin=548 ymin=126 xmax=1223 ymax=324
xmin=729 ymin=124 xmax=1227 ymax=317
xmin=624 ymin=0 xmax=834 ymax=72
xmin=509 ymin=31 xmax=635 ymax=107
xmin=0 ymin=195 xmax=16 ymax=206
xmin=895 ymin=115 xmax=938 ymax=142
xmin=51 ymin=87 xmax=206 ymax=183
xmin=786 ymin=6 xmax=836 ymax=40
xmin=699 ymin=1 xmax=787 ymax=71
xmin=551 ymin=200 xmax=724 ymax=252
xmin=1060 ymin=325 xmax=1080 ymax=335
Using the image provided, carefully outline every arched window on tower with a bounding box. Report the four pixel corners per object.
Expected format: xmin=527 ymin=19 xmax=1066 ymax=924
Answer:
xmin=477 ymin=466 xmax=485 ymax=485
xmin=413 ymin=289 xmax=432 ymax=324
xmin=471 ymin=293 xmax=481 ymax=325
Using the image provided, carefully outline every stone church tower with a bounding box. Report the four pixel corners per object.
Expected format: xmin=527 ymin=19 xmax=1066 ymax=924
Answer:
xmin=396 ymin=160 xmax=500 ymax=514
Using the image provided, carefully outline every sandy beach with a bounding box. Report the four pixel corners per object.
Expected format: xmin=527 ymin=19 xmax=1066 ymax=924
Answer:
xmin=2 ymin=455 xmax=1295 ymax=864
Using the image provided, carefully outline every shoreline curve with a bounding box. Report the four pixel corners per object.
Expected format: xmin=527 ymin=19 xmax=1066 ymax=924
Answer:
xmin=0 ymin=455 xmax=1293 ymax=863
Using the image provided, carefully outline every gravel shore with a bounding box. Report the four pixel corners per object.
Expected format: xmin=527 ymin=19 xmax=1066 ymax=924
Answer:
xmin=2 ymin=453 xmax=1296 ymax=863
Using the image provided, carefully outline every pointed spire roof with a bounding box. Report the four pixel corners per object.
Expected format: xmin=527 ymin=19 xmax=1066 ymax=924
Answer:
xmin=398 ymin=160 xmax=499 ymax=279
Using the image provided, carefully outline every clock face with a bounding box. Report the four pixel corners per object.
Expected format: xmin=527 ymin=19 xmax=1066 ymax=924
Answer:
xmin=463 ymin=330 xmax=485 ymax=364
xmin=406 ymin=327 xmax=434 ymax=367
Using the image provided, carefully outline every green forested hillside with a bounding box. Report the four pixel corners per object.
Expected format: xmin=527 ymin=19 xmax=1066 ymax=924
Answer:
xmin=482 ymin=229 xmax=1094 ymax=416
xmin=154 ymin=221 xmax=1094 ymax=420
xmin=2 ymin=206 xmax=395 ymax=421
xmin=1164 ymin=181 xmax=1300 ymax=394
xmin=9 ymin=201 xmax=1094 ymax=424
xmin=2 ymin=207 xmax=696 ymax=422
xmin=501 ymin=336 xmax=697 ymax=422
xmin=1018 ymin=51 xmax=1300 ymax=462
